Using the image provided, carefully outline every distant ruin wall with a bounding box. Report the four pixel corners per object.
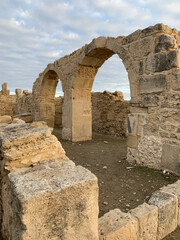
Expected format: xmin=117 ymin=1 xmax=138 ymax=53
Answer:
xmin=0 ymin=84 xmax=130 ymax=137
xmin=54 ymin=91 xmax=130 ymax=137
xmin=92 ymin=91 xmax=130 ymax=137
xmin=0 ymin=83 xmax=12 ymax=116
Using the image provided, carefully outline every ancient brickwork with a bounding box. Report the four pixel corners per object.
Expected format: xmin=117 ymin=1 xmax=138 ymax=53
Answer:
xmin=0 ymin=83 xmax=12 ymax=116
xmin=92 ymin=91 xmax=130 ymax=137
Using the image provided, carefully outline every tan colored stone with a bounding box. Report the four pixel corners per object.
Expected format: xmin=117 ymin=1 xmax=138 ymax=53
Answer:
xmin=2 ymin=160 xmax=99 ymax=240
xmin=0 ymin=115 xmax=12 ymax=124
xmin=0 ymin=122 xmax=65 ymax=170
xmin=99 ymin=209 xmax=138 ymax=240
xmin=161 ymin=180 xmax=180 ymax=226
xmin=12 ymin=118 xmax=25 ymax=124
xmin=127 ymin=134 xmax=139 ymax=149
xmin=148 ymin=191 xmax=178 ymax=240
xmin=130 ymin=203 xmax=158 ymax=240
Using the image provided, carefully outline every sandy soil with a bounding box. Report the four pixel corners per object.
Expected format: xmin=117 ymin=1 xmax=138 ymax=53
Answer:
xmin=53 ymin=129 xmax=180 ymax=239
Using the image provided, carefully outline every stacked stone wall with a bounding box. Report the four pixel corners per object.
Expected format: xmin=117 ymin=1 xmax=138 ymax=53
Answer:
xmin=92 ymin=91 xmax=130 ymax=137
xmin=125 ymin=26 xmax=180 ymax=174
xmin=54 ymin=92 xmax=130 ymax=137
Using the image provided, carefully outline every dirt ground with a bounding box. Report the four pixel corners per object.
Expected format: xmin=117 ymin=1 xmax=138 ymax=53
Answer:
xmin=53 ymin=129 xmax=180 ymax=240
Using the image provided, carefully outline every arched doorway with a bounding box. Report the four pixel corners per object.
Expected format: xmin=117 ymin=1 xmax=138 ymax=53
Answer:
xmin=38 ymin=70 xmax=62 ymax=128
xmin=70 ymin=38 xmax=136 ymax=142
xmin=92 ymin=54 xmax=130 ymax=137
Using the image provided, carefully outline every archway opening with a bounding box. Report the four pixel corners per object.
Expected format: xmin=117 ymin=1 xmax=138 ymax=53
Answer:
xmin=54 ymin=80 xmax=64 ymax=130
xmin=91 ymin=54 xmax=130 ymax=138
xmin=71 ymin=46 xmax=131 ymax=142
xmin=40 ymin=70 xmax=63 ymax=130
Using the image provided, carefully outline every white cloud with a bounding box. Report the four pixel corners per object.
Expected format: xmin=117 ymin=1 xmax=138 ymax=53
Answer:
xmin=0 ymin=0 xmax=180 ymax=99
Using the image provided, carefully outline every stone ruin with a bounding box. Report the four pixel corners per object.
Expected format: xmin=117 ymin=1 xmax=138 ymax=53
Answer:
xmin=0 ymin=23 xmax=180 ymax=239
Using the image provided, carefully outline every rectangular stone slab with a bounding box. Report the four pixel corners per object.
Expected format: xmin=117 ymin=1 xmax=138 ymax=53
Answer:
xmin=161 ymin=180 xmax=180 ymax=226
xmin=99 ymin=209 xmax=138 ymax=240
xmin=3 ymin=160 xmax=99 ymax=240
xmin=130 ymin=203 xmax=158 ymax=240
xmin=148 ymin=191 xmax=178 ymax=240
xmin=139 ymin=74 xmax=166 ymax=94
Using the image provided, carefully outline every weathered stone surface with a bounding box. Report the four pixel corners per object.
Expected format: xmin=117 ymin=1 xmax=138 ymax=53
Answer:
xmin=99 ymin=209 xmax=138 ymax=240
xmin=139 ymin=74 xmax=166 ymax=94
xmin=161 ymin=144 xmax=180 ymax=174
xmin=137 ymin=136 xmax=162 ymax=168
xmin=143 ymin=96 xmax=159 ymax=107
xmin=127 ymin=147 xmax=139 ymax=164
xmin=161 ymin=180 xmax=180 ymax=226
xmin=12 ymin=118 xmax=26 ymax=124
xmin=0 ymin=122 xmax=65 ymax=169
xmin=154 ymin=50 xmax=180 ymax=72
xmin=129 ymin=37 xmax=153 ymax=59
xmin=127 ymin=134 xmax=139 ymax=149
xmin=130 ymin=203 xmax=158 ymax=240
xmin=0 ymin=115 xmax=12 ymax=124
xmin=148 ymin=191 xmax=178 ymax=240
xmin=172 ymin=68 xmax=180 ymax=91
xmin=92 ymin=91 xmax=130 ymax=137
xmin=155 ymin=34 xmax=177 ymax=53
xmin=4 ymin=160 xmax=99 ymax=240
xmin=127 ymin=113 xmax=146 ymax=136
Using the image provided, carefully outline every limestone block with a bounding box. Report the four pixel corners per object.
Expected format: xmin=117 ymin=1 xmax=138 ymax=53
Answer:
xmin=127 ymin=134 xmax=139 ymax=149
xmin=144 ymin=50 xmax=180 ymax=74
xmin=143 ymin=96 xmax=159 ymax=107
xmin=99 ymin=209 xmax=138 ymax=240
xmin=0 ymin=122 xmax=65 ymax=169
xmin=122 ymin=29 xmax=141 ymax=45
xmin=161 ymin=180 xmax=180 ymax=226
xmin=7 ymin=160 xmax=99 ymax=240
xmin=154 ymin=50 xmax=180 ymax=72
xmin=127 ymin=113 xmax=146 ymax=136
xmin=130 ymin=203 xmax=158 ymax=240
xmin=127 ymin=147 xmax=139 ymax=164
xmin=148 ymin=191 xmax=178 ymax=240
xmin=172 ymin=68 xmax=180 ymax=91
xmin=155 ymin=34 xmax=177 ymax=53
xmin=106 ymin=37 xmax=127 ymax=60
xmin=140 ymin=24 xmax=172 ymax=38
xmin=129 ymin=37 xmax=153 ymax=59
xmin=161 ymin=143 xmax=180 ymax=174
xmin=12 ymin=118 xmax=25 ymax=124
xmin=0 ymin=115 xmax=12 ymax=124
xmin=139 ymin=74 xmax=166 ymax=94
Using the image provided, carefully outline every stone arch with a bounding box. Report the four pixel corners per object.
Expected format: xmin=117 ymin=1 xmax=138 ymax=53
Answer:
xmin=32 ymin=23 xmax=180 ymax=175
xmin=67 ymin=37 xmax=137 ymax=142
xmin=32 ymin=65 xmax=64 ymax=127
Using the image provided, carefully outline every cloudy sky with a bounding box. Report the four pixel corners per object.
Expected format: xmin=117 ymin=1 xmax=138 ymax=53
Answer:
xmin=0 ymin=0 xmax=180 ymax=99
